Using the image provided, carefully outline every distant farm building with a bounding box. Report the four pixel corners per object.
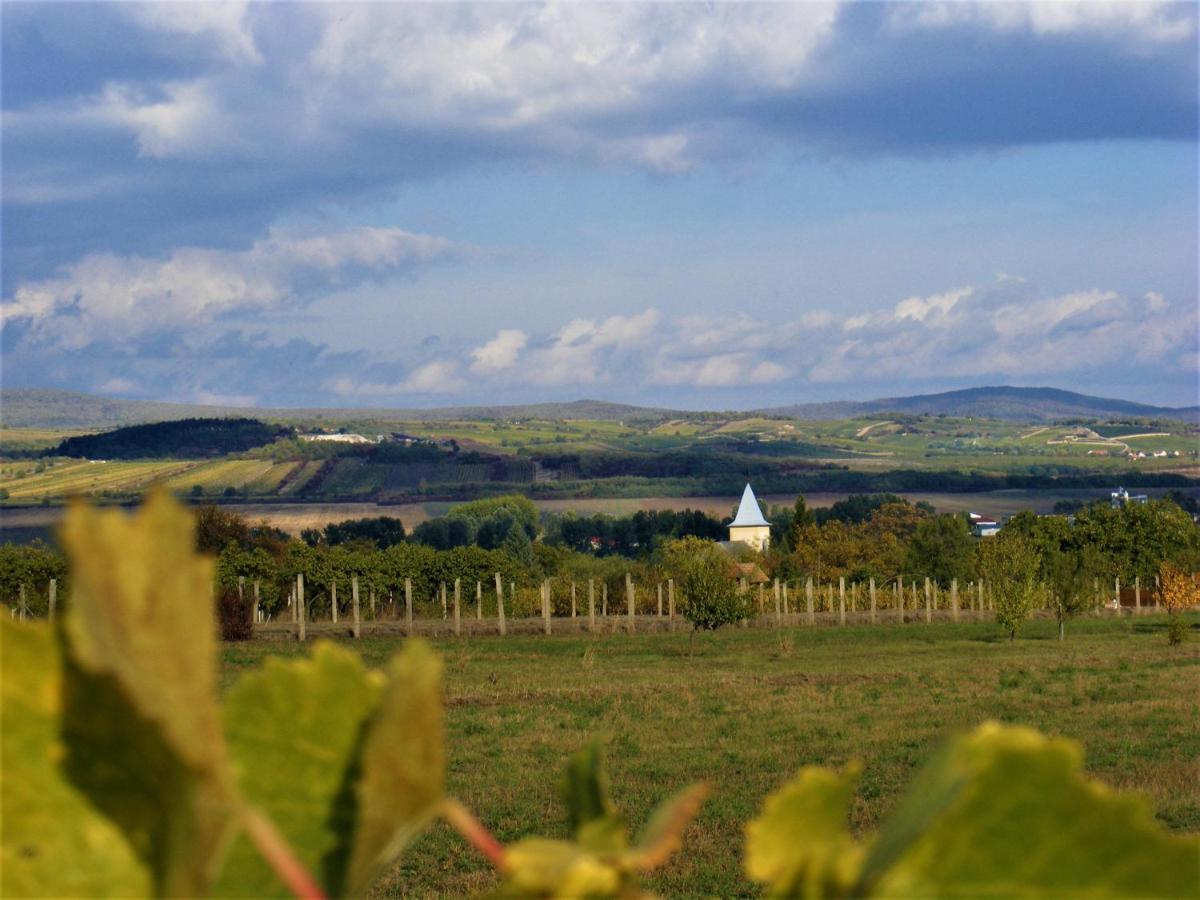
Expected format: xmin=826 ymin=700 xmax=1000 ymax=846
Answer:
xmin=300 ymin=432 xmax=375 ymax=444
xmin=1111 ymin=487 xmax=1148 ymax=508
xmin=969 ymin=513 xmax=1000 ymax=537
xmin=727 ymin=483 xmax=771 ymax=551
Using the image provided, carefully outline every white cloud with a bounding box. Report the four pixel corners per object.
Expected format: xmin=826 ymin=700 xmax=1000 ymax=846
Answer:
xmin=121 ymin=2 xmax=262 ymax=64
xmin=327 ymin=360 xmax=466 ymax=397
xmin=2 ymin=225 xmax=457 ymax=350
xmin=471 ymin=329 xmax=528 ymax=373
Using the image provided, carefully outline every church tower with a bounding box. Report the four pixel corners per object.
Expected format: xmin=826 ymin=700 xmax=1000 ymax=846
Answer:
xmin=728 ymin=483 xmax=770 ymax=551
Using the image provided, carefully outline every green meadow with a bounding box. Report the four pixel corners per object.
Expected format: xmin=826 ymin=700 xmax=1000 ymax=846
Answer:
xmin=220 ymin=614 xmax=1200 ymax=897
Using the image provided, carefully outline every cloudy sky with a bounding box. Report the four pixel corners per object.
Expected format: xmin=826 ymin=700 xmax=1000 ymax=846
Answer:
xmin=2 ymin=2 xmax=1197 ymax=409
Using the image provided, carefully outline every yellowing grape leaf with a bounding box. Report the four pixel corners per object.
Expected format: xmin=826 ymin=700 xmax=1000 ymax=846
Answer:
xmin=744 ymin=765 xmax=864 ymax=898
xmin=344 ymin=640 xmax=445 ymax=896
xmin=0 ymin=621 xmax=150 ymax=898
xmin=213 ymin=642 xmax=383 ymax=898
xmin=57 ymin=490 xmax=235 ymax=896
xmin=627 ymin=783 xmax=711 ymax=871
xmin=870 ymin=723 xmax=1200 ymax=898
xmin=498 ymin=838 xmax=623 ymax=898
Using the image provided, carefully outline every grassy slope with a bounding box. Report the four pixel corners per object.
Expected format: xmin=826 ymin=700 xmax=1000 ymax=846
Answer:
xmin=219 ymin=615 xmax=1199 ymax=897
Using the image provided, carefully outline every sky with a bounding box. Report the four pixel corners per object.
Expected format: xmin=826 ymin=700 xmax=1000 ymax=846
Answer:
xmin=2 ymin=1 xmax=1197 ymax=410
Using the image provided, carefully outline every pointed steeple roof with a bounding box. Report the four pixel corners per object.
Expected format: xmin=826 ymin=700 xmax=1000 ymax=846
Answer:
xmin=730 ymin=483 xmax=769 ymax=527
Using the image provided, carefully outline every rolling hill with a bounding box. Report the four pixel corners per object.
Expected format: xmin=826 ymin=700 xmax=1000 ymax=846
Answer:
xmin=1 ymin=385 xmax=1195 ymax=430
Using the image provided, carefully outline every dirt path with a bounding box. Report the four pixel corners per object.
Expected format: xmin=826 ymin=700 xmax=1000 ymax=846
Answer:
xmin=855 ymin=420 xmax=894 ymax=438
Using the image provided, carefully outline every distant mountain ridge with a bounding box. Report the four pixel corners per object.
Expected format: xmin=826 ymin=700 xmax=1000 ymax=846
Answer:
xmin=1 ymin=386 xmax=1195 ymax=429
xmin=756 ymin=386 xmax=1200 ymax=424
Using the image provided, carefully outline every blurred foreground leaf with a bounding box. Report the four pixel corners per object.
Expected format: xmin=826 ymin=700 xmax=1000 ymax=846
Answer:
xmin=745 ymin=723 xmax=1200 ymax=898
xmin=58 ymin=490 xmax=235 ymax=896
xmin=0 ymin=620 xmax=150 ymax=897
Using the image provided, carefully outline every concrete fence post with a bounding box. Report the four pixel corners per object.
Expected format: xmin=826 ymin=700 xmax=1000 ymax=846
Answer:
xmin=297 ymin=573 xmax=306 ymax=642
xmin=668 ymin=578 xmax=676 ymax=631
xmin=658 ymin=582 xmax=664 ymax=617
xmin=495 ymin=572 xmax=506 ymax=636
xmin=839 ymin=577 xmax=846 ymax=626
xmin=757 ymin=582 xmax=765 ymax=617
xmin=405 ymin=577 xmax=414 ymax=635
xmin=589 ymin=578 xmax=597 ymax=633
xmin=477 ymin=580 xmax=483 ymax=620
xmin=1114 ymin=577 xmax=1121 ymax=613
xmin=869 ymin=577 xmax=877 ymax=624
xmin=806 ymin=577 xmax=815 ymax=625
xmin=572 ymin=581 xmax=577 ymax=619
xmin=774 ymin=578 xmax=781 ymax=628
xmin=626 ymin=572 xmax=636 ymax=633
xmin=352 ymin=575 xmax=361 ymax=639
xmin=951 ymin=579 xmax=959 ymax=622
xmin=331 ymin=581 xmax=338 ymax=625
xmin=602 ymin=582 xmax=608 ymax=618
xmin=1135 ymin=576 xmax=1141 ymax=614
xmin=924 ymin=578 xmax=932 ymax=623
xmin=454 ymin=578 xmax=462 ymax=636
xmin=48 ymin=577 xmax=57 ymax=623
xmin=542 ymin=580 xmax=551 ymax=635
xmin=253 ymin=578 xmax=261 ymax=624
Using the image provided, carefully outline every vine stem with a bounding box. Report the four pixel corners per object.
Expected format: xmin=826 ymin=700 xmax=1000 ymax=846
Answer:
xmin=443 ymin=798 xmax=507 ymax=869
xmin=241 ymin=805 xmax=327 ymax=900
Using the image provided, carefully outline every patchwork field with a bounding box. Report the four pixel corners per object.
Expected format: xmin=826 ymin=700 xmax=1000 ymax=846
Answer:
xmin=218 ymin=615 xmax=1200 ymax=897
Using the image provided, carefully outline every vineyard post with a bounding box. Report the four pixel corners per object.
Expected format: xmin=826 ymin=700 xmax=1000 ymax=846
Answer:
xmin=978 ymin=579 xmax=985 ymax=619
xmin=495 ymin=573 xmax=506 ymax=636
xmin=589 ymin=578 xmax=596 ymax=633
xmin=351 ymin=575 xmax=361 ymax=639
xmin=658 ymin=583 xmax=664 ymax=617
xmin=838 ymin=577 xmax=846 ymax=626
xmin=739 ymin=577 xmax=749 ymax=629
xmin=626 ymin=572 xmax=635 ymax=633
xmin=253 ymin=579 xmax=261 ymax=624
xmin=602 ymin=582 xmax=608 ymax=618
xmin=18 ymin=584 xmax=27 ymax=621
xmin=542 ymin=581 xmax=551 ymax=635
xmin=454 ymin=578 xmax=461 ymax=637
xmin=405 ymin=578 xmax=414 ymax=635
xmin=1114 ymin=577 xmax=1120 ymax=614
xmin=476 ymin=581 xmax=483 ymax=620
xmin=297 ymin=573 xmax=306 ymax=642
xmin=668 ymin=578 xmax=676 ymax=631
xmin=951 ymin=579 xmax=959 ymax=622
xmin=331 ymin=581 xmax=338 ymax=625
xmin=291 ymin=579 xmax=298 ymax=625
xmin=1135 ymin=576 xmax=1141 ymax=614
xmin=509 ymin=581 xmax=516 ymax=626
xmin=895 ymin=576 xmax=902 ymax=623
xmin=806 ymin=578 xmax=815 ymax=626
xmin=440 ymin=582 xmax=448 ymax=620
xmin=911 ymin=580 xmax=918 ymax=617
xmin=48 ymin=578 xmax=57 ymax=622
xmin=571 ymin=581 xmax=577 ymax=619
xmin=922 ymin=578 xmax=930 ymax=623
xmin=774 ymin=578 xmax=781 ymax=628
xmin=869 ymin=577 xmax=877 ymax=624
xmin=1153 ymin=574 xmax=1160 ymax=610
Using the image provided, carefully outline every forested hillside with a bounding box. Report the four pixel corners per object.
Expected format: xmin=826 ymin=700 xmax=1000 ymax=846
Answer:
xmin=53 ymin=418 xmax=290 ymax=460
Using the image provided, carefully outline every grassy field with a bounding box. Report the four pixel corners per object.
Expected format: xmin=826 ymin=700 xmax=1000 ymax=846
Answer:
xmin=219 ymin=615 xmax=1200 ymax=897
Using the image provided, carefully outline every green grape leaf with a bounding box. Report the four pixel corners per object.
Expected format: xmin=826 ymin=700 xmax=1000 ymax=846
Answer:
xmin=872 ymin=723 xmax=1200 ymax=898
xmin=559 ymin=742 xmax=615 ymax=832
xmin=213 ymin=642 xmax=383 ymax=898
xmin=343 ymin=639 xmax=445 ymax=896
xmin=0 ymin=621 xmax=150 ymax=898
xmin=744 ymin=765 xmax=864 ymax=899
xmin=498 ymin=838 xmax=622 ymax=899
xmin=217 ymin=640 xmax=444 ymax=898
xmin=57 ymin=491 xmax=236 ymax=896
xmin=627 ymin=783 xmax=710 ymax=871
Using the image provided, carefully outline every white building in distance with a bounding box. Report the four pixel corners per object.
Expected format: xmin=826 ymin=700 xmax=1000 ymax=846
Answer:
xmin=728 ymin=483 xmax=771 ymax=551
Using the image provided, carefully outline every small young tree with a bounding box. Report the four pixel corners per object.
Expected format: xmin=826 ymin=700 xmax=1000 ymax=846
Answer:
xmin=1159 ymin=561 xmax=1197 ymax=646
xmin=1045 ymin=545 xmax=1103 ymax=641
xmin=663 ymin=537 xmax=748 ymax=655
xmin=978 ymin=530 xmax=1043 ymax=641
